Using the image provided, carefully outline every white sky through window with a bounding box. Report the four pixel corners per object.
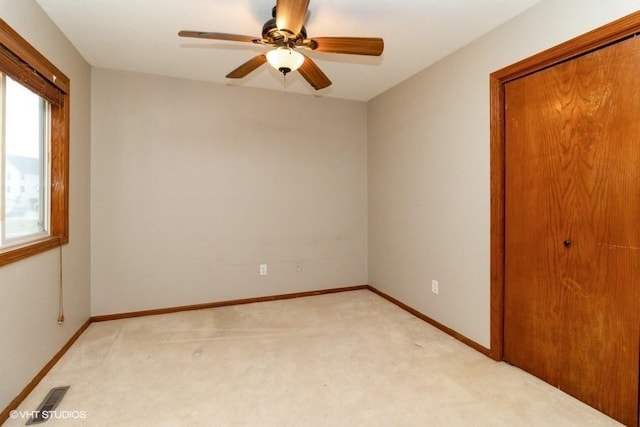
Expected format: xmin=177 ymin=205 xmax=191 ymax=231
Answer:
xmin=5 ymin=75 xmax=42 ymax=159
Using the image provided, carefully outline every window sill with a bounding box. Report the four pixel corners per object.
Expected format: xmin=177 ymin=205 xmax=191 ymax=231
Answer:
xmin=0 ymin=236 xmax=67 ymax=267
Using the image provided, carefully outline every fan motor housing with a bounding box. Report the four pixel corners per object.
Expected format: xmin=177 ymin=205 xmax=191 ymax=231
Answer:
xmin=262 ymin=7 xmax=307 ymax=45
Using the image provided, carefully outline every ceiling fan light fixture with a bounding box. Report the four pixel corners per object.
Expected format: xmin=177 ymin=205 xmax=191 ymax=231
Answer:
xmin=179 ymin=0 xmax=384 ymax=90
xmin=266 ymin=47 xmax=305 ymax=76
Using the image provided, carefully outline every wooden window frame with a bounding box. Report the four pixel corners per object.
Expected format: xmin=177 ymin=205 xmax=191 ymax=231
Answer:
xmin=0 ymin=19 xmax=69 ymax=267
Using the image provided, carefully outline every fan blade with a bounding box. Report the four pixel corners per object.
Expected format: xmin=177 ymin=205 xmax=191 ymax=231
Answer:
xmin=311 ymin=37 xmax=384 ymax=56
xmin=298 ymin=55 xmax=331 ymax=90
xmin=226 ymin=54 xmax=267 ymax=79
xmin=179 ymin=31 xmax=258 ymax=43
xmin=276 ymin=0 xmax=310 ymax=35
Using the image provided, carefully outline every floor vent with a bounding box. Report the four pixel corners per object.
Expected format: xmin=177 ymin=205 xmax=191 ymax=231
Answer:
xmin=26 ymin=386 xmax=70 ymax=425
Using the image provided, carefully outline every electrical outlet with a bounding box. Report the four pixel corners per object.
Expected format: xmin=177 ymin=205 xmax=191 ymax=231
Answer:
xmin=295 ymin=261 xmax=302 ymax=273
xmin=431 ymin=279 xmax=439 ymax=295
xmin=260 ymin=264 xmax=267 ymax=276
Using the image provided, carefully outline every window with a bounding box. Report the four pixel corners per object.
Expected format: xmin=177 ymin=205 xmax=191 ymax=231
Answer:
xmin=3 ymin=75 xmax=49 ymax=243
xmin=0 ymin=19 xmax=69 ymax=266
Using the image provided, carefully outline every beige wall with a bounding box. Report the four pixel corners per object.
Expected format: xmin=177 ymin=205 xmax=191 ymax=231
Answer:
xmin=90 ymin=69 xmax=367 ymax=315
xmin=368 ymin=0 xmax=640 ymax=348
xmin=0 ymin=0 xmax=91 ymax=411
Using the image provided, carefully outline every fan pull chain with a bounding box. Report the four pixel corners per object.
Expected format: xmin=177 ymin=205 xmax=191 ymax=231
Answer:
xmin=57 ymin=242 xmax=65 ymax=325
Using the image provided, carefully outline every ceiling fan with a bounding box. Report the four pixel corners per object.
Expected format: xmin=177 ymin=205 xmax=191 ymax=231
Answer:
xmin=178 ymin=0 xmax=384 ymax=90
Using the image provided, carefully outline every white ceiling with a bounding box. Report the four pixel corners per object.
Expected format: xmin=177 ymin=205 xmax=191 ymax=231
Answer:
xmin=36 ymin=0 xmax=542 ymax=101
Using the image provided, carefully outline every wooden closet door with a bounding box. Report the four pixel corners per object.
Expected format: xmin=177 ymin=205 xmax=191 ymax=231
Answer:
xmin=504 ymin=35 xmax=640 ymax=426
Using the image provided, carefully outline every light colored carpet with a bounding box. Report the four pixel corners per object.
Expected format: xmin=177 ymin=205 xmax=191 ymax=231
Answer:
xmin=3 ymin=289 xmax=620 ymax=426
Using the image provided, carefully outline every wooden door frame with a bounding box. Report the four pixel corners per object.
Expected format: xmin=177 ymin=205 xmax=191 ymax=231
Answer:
xmin=490 ymin=11 xmax=640 ymax=361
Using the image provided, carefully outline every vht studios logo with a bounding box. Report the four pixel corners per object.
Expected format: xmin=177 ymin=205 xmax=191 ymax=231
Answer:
xmin=10 ymin=409 xmax=87 ymax=421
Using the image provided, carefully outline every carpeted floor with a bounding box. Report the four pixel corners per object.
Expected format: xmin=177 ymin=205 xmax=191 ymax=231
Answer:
xmin=3 ymin=289 xmax=620 ymax=426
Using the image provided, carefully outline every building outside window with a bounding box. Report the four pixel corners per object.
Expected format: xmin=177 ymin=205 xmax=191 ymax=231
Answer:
xmin=2 ymin=74 xmax=50 ymax=243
